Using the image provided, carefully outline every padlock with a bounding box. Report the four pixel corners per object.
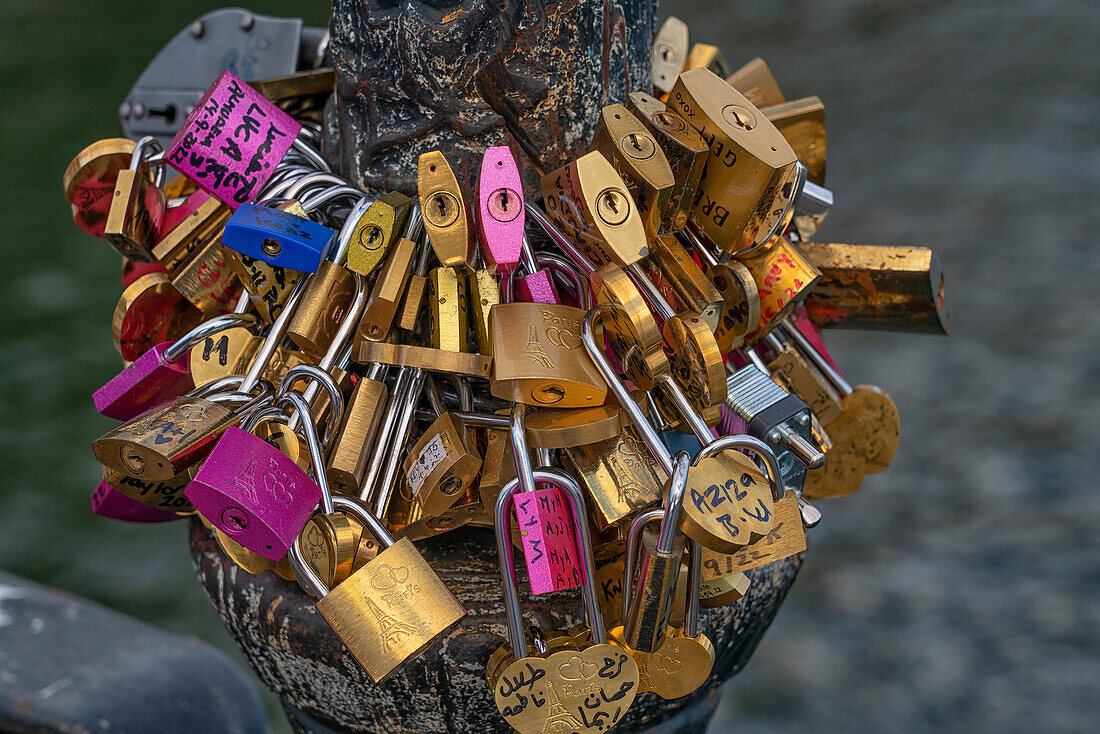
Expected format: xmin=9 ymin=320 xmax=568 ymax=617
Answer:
xmin=299 ymin=508 xmax=360 ymax=589
xmin=286 ymin=260 xmax=356 ymax=357
xmin=94 ymin=312 xmax=255 ymax=421
xmin=650 ymin=15 xmax=689 ymax=95
xmin=166 ymin=69 xmax=301 ymax=208
xmin=590 ymin=104 xmax=676 ymax=239
xmin=645 ymin=233 xmax=724 ymax=332
xmin=397 ymin=238 xmax=432 ymax=332
xmin=112 ymin=271 xmax=205 ymax=361
xmin=185 ymin=393 xmax=324 ymax=560
xmin=168 ymin=234 xmax=242 ymax=318
xmin=683 ymin=42 xmax=731 ymax=78
xmin=477 ymin=145 xmax=524 ymax=273
xmin=152 ymin=190 xmax=231 ymax=273
xmin=357 ymin=206 xmax=423 ymax=343
xmin=541 ymin=151 xmax=649 ymax=269
xmin=91 ymin=478 xmax=181 ymax=524
xmin=668 ymin=68 xmax=801 ymax=256
xmin=615 ymin=452 xmax=689 ymax=653
xmin=343 ymin=192 xmax=413 ymax=276
xmin=699 ymin=488 xmax=806 ymax=579
xmin=509 ymin=405 xmax=582 ymax=594
xmin=288 ymin=494 xmax=467 ymax=683
xmin=327 ymin=365 xmax=389 ymax=496
xmin=489 ymin=301 xmax=608 ymax=408
xmin=797 ymin=241 xmax=952 ymax=335
xmin=104 ymin=137 xmax=168 ymax=262
xmin=626 ymin=92 xmax=709 ymax=233
xmin=762 ymin=331 xmax=844 ymax=426
xmin=738 ymin=236 xmax=822 ymax=343
xmin=357 ymin=340 xmax=493 ymax=380
xmin=662 ymin=312 xmax=728 ymax=422
xmin=562 ymin=426 xmax=664 ymax=530
xmin=93 ymin=394 xmax=241 ymax=481
xmin=777 ymin=321 xmax=900 ymax=498
xmin=477 ymin=425 xmax=517 ymax=521
xmin=427 ymin=266 xmax=469 ymax=353
xmin=613 ymin=533 xmax=715 ymax=699
xmin=364 ymin=368 xmax=428 ymax=517
xmin=103 ymin=464 xmax=195 ymax=516
xmin=221 ymin=202 xmax=334 ymax=272
xmin=403 ymin=407 xmax=482 ymax=520
xmin=791 ymin=179 xmax=834 ymax=242
xmin=726 ymin=56 xmax=786 ymax=109
xmin=466 ymin=267 xmax=500 ymax=354
xmin=214 ymin=526 xmax=296 ymax=581
xmin=188 ymin=324 xmax=259 ymax=387
xmin=246 ymin=405 xmax=311 ymax=471
xmin=418 ymin=151 xmax=471 ymax=267
xmin=225 ymin=250 xmax=306 ymax=324
xmin=63 ymin=138 xmax=139 ymax=238
xmin=590 ymin=264 xmax=668 ymax=390
xmin=524 ymin=400 xmax=638 ymax=451
xmin=681 ymin=227 xmax=760 ymax=350
xmin=581 ymin=306 xmax=788 ymax=552
xmin=490 ymin=467 xmax=640 ymax=733
xmin=763 ymin=96 xmax=827 ymax=186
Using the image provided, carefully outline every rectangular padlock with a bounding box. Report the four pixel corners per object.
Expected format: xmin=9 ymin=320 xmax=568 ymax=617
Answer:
xmin=763 ymin=96 xmax=826 ymax=186
xmin=222 ymin=203 xmax=334 ymax=272
xmin=726 ymin=57 xmax=786 ymax=109
xmin=514 ymin=486 xmax=583 ymax=594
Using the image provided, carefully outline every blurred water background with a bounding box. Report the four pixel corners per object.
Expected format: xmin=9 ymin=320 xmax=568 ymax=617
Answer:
xmin=1 ymin=0 xmax=1096 ymax=732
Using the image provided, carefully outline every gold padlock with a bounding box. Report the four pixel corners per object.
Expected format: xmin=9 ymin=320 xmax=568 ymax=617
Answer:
xmin=466 ymin=268 xmax=500 ymax=355
xmin=662 ymin=312 xmax=727 ymax=421
xmin=763 ymin=96 xmax=827 ymax=186
xmin=626 ymin=92 xmax=709 ymax=233
xmin=477 ymin=426 xmax=517 ymax=520
xmin=103 ymin=465 xmax=195 ymax=515
xmin=152 ymin=194 xmax=229 ymax=272
xmin=345 ymin=192 xmax=413 ymax=277
xmin=726 ymin=56 xmax=786 ymax=109
xmin=590 ymin=264 xmax=668 ymax=390
xmin=92 ymin=396 xmax=238 ymax=480
xmin=764 ymin=333 xmax=845 ymax=425
xmin=63 ymin=137 xmax=138 ymax=238
xmin=669 ymin=68 xmax=800 ymax=256
xmin=524 ymin=401 xmax=636 ymax=450
xmin=326 ymin=372 xmax=389 ymax=496
xmin=683 ymin=42 xmax=731 ymax=78
xmin=562 ymin=426 xmax=663 ymax=530
xmin=541 ymin=151 xmax=649 ymax=269
xmin=288 ymin=495 xmax=466 ymax=684
xmin=590 ymin=104 xmax=676 ymax=239
xmin=427 ymin=266 xmax=469 ymax=353
xmin=650 ymin=15 xmax=689 ymax=95
xmin=214 ymin=526 xmax=295 ymax=580
xmin=739 ymin=236 xmax=822 ymax=343
xmin=403 ymin=413 xmax=482 ymax=519
xmin=489 ymin=301 xmax=608 ymax=408
xmin=112 ymin=272 xmax=203 ymax=361
xmin=300 ymin=511 xmax=360 ymax=588
xmin=396 ymin=238 xmax=432 ymax=332
xmin=699 ymin=490 xmax=805 ymax=578
xmin=647 ymin=233 xmax=724 ymax=332
xmin=356 ymin=340 xmax=492 ymax=380
xmin=188 ymin=326 xmax=260 ymax=388
xmin=104 ymin=139 xmax=166 ymax=263
xmin=225 ymin=250 xmax=306 ymax=324
xmin=357 ymin=211 xmax=423 ymax=343
xmin=169 ymin=238 xmax=241 ymax=318
xmin=287 ymin=260 xmax=356 ymax=357
xmin=418 ymin=151 xmax=471 ymax=267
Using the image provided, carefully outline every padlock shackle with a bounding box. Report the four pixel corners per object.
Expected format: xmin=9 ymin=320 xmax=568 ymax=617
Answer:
xmin=163 ymin=312 xmax=258 ymax=363
xmin=289 ymin=135 xmax=333 ymax=174
xmin=684 ymin=539 xmax=703 ymax=638
xmin=358 ymin=366 xmax=413 ymax=505
xmin=276 ymin=364 xmax=345 ymax=445
xmin=128 ymin=136 xmax=166 ymax=187
xmin=239 ymin=275 xmax=310 ymax=394
xmin=657 ymin=373 xmax=715 ymax=445
xmin=779 ymin=319 xmax=853 ymax=395
xmin=371 ymin=367 xmax=427 ymax=517
xmin=536 ymin=253 xmax=591 ymax=309
xmin=581 ymin=306 xmax=674 ymax=477
xmin=277 ymin=391 xmax=335 ymax=515
xmin=240 ymin=404 xmax=290 ymax=434
xmin=403 ymin=203 xmax=424 ymax=241
xmin=693 ymin=433 xmax=786 ymax=503
xmin=494 ymin=468 xmax=603 ymax=659
xmin=620 ymin=509 xmax=663 ymax=621
xmin=526 ymin=203 xmax=597 ymax=277
xmin=302 ymin=186 xmax=367 ymax=217
xmin=626 ymin=262 xmax=676 ymax=321
xmin=289 ymin=495 xmax=395 ymax=599
xmin=657 ymin=451 xmax=690 ymax=554
xmin=677 ymin=225 xmax=720 ymax=269
xmin=509 ymin=404 xmax=537 ymax=496
xmin=761 ymin=160 xmax=808 ymax=250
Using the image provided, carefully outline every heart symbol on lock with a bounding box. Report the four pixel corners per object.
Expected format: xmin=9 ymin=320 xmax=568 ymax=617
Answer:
xmin=368 ymin=564 xmax=410 ymax=591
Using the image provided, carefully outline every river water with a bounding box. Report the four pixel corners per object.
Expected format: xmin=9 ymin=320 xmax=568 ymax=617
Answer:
xmin=1 ymin=1 xmax=1096 ymax=732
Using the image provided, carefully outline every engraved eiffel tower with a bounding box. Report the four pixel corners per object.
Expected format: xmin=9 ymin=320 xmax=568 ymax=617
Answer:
xmin=363 ymin=597 xmax=418 ymax=654
xmin=521 ymin=323 xmax=554 ymax=369
xmin=541 ymin=680 xmax=582 ymax=733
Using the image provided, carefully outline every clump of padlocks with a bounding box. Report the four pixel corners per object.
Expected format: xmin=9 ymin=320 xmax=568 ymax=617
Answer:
xmin=66 ymin=11 xmax=949 ymax=732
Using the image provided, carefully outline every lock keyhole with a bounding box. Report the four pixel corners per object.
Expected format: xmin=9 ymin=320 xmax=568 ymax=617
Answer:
xmin=488 ymin=188 xmax=521 ymax=223
xmin=262 ymin=238 xmax=282 ymax=257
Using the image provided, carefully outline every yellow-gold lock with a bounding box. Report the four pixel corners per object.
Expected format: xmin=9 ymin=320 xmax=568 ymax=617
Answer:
xmin=726 ymin=56 xmax=786 ymax=109
xmin=402 ymin=411 xmax=482 ymax=520
xmin=357 ymin=207 xmax=423 ymax=343
xmin=562 ymin=426 xmax=663 ymax=531
xmin=763 ymin=96 xmax=827 ymax=186
xmin=104 ymin=137 xmax=167 ymax=263
xmin=418 ymin=151 xmax=471 ymax=267
xmin=427 ymin=266 xmax=469 ymax=353
xmin=344 ymin=192 xmax=413 ymax=277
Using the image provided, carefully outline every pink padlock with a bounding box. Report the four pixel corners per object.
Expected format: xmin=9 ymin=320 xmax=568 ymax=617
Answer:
xmin=91 ymin=481 xmax=181 ymax=523
xmin=185 ymin=393 xmax=325 ymax=560
xmin=477 ymin=146 xmax=525 ymax=274
xmin=93 ymin=313 xmax=255 ymax=421
xmin=514 ymin=485 xmax=583 ymax=594
xmin=166 ymin=70 xmax=302 ymax=209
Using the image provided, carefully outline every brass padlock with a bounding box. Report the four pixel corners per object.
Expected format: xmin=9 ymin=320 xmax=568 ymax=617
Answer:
xmin=63 ymin=137 xmax=139 ymax=238
xmin=562 ymin=426 xmax=663 ymax=530
xmin=541 ymin=151 xmax=649 ymax=269
xmin=524 ymin=401 xmax=636 ymax=450
xmin=356 ymin=340 xmax=492 ymax=380
xmin=427 ymin=266 xmax=469 ymax=353
xmin=344 ymin=192 xmax=413 ymax=277
xmin=403 ymin=412 xmax=482 ymax=519
xmin=489 ymin=301 xmax=608 ymax=408
xmin=662 ymin=312 xmax=727 ymax=422
xmin=288 ymin=495 xmax=466 ymax=684
xmin=763 ymin=96 xmax=827 ymax=186
xmin=287 ymin=260 xmax=356 ymax=357
xmin=152 ymin=192 xmax=229 ymax=273
xmin=626 ymin=92 xmax=709 ymax=233
xmin=738 ymin=236 xmax=822 ymax=343
xmin=669 ymin=68 xmax=800 ymax=256
xmin=92 ymin=395 xmax=239 ymax=480
xmin=590 ymin=104 xmax=675 ymax=239
xmin=466 ymin=268 xmax=500 ymax=355
xmin=700 ymin=489 xmax=806 ymax=579
xmin=763 ymin=332 xmax=844 ymax=425
xmin=103 ymin=465 xmax=195 ymax=515
xmin=477 ymin=426 xmax=517 ymax=520
xmin=726 ymin=56 xmax=786 ymax=109
xmin=590 ymin=264 xmax=668 ymax=390
xmin=683 ymin=42 xmax=731 ymax=78
xmin=188 ymin=326 xmax=260 ymax=388
xmin=681 ymin=228 xmax=760 ymax=350
xmin=646 ymin=233 xmax=724 ymax=332
xmin=650 ymin=15 xmax=689 ymax=95
xmin=397 ymin=238 xmax=432 ymax=332
xmin=418 ymin=151 xmax=471 ymax=267
xmin=168 ymin=237 xmax=241 ymax=318
xmin=104 ymin=137 xmax=167 ymax=262
xmin=357 ymin=207 xmax=423 ymax=343
xmin=326 ymin=368 xmax=389 ymax=496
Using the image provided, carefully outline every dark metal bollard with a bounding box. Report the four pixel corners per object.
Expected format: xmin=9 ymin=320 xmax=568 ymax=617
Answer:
xmin=189 ymin=518 xmax=802 ymax=733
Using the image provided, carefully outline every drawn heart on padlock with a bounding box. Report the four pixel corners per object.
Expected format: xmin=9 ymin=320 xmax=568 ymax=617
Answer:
xmin=368 ymin=564 xmax=410 ymax=591
xmin=495 ymin=644 xmax=639 ymax=734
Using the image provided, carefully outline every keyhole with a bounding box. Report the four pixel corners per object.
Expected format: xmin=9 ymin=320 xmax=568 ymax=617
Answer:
xmin=435 ymin=193 xmax=447 ymax=217
xmin=533 ymin=384 xmax=566 ymax=405
xmin=262 ymin=238 xmax=282 ymax=257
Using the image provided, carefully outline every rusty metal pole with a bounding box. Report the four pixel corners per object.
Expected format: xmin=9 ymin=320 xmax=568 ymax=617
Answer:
xmin=190 ymin=2 xmax=804 ymax=731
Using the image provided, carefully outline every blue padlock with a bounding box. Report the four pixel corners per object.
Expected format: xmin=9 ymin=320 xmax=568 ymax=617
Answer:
xmin=221 ymin=203 xmax=334 ymax=273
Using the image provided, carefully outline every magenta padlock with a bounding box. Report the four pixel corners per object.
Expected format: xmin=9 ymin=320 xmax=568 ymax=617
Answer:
xmin=91 ymin=482 xmax=181 ymax=524
xmin=166 ymin=70 xmax=301 ymax=209
xmin=92 ymin=313 xmax=256 ymax=421
xmin=185 ymin=392 xmax=329 ymax=560
xmin=477 ymin=146 xmax=525 ymax=274
xmin=514 ymin=484 xmax=583 ymax=594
